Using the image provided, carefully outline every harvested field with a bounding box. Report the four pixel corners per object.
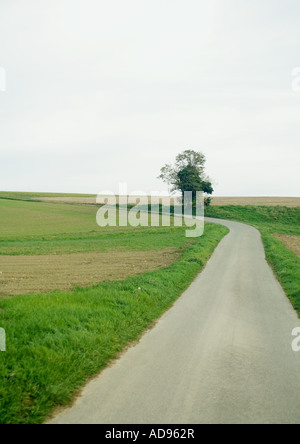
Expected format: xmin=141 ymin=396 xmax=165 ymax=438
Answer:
xmin=210 ymin=197 xmax=300 ymax=207
xmin=0 ymin=248 xmax=180 ymax=297
xmin=273 ymin=234 xmax=300 ymax=258
xmin=34 ymin=196 xmax=300 ymax=208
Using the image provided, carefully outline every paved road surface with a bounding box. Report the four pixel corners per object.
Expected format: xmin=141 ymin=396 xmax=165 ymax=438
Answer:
xmin=48 ymin=218 xmax=300 ymax=424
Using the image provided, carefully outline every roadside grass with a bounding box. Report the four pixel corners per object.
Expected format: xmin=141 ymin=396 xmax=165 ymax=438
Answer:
xmin=0 ymin=197 xmax=228 ymax=424
xmin=205 ymin=205 xmax=300 ymax=316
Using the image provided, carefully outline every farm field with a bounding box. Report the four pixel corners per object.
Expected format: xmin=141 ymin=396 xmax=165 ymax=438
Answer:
xmin=0 ymin=193 xmax=228 ymax=424
xmin=1 ymin=192 xmax=299 ymax=208
xmin=274 ymin=234 xmax=300 ymax=259
xmin=0 ymin=249 xmax=180 ymax=298
xmin=210 ymin=196 xmax=300 ymax=207
xmin=37 ymin=196 xmax=300 ymax=208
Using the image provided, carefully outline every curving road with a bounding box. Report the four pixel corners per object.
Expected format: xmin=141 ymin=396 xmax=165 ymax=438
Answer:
xmin=49 ymin=218 xmax=300 ymax=424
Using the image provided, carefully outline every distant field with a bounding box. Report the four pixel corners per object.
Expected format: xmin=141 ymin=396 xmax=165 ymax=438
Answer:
xmin=210 ymin=196 xmax=300 ymax=207
xmin=35 ymin=195 xmax=300 ymax=207
xmin=32 ymin=196 xmax=300 ymax=208
xmin=0 ymin=191 xmax=96 ymax=200
xmin=1 ymin=192 xmax=299 ymax=207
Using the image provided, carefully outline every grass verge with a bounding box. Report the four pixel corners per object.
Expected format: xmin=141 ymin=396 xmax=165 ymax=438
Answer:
xmin=205 ymin=205 xmax=300 ymax=316
xmin=0 ymin=223 xmax=228 ymax=424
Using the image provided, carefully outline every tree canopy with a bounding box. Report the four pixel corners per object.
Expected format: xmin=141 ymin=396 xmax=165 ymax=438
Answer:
xmin=158 ymin=150 xmax=214 ymax=206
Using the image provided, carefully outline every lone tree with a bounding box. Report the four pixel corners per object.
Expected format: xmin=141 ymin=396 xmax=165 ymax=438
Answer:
xmin=158 ymin=150 xmax=214 ymax=207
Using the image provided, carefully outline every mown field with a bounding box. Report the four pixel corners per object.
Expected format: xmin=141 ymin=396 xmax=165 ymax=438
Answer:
xmin=210 ymin=196 xmax=300 ymax=208
xmin=205 ymin=205 xmax=300 ymax=316
xmin=0 ymin=193 xmax=228 ymax=424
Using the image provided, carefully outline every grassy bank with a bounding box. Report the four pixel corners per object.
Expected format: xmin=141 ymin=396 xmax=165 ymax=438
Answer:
xmin=205 ymin=205 xmax=300 ymax=316
xmin=0 ymin=197 xmax=228 ymax=424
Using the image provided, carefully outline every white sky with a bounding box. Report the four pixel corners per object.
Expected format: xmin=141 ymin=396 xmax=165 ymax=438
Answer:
xmin=0 ymin=0 xmax=299 ymax=196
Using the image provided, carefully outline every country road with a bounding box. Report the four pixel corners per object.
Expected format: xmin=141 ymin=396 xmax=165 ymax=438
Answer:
xmin=48 ymin=218 xmax=300 ymax=424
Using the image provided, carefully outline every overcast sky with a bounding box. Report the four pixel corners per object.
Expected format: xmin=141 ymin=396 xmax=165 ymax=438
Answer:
xmin=0 ymin=0 xmax=299 ymax=196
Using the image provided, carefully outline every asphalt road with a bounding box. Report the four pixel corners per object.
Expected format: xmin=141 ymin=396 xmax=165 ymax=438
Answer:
xmin=48 ymin=218 xmax=300 ymax=424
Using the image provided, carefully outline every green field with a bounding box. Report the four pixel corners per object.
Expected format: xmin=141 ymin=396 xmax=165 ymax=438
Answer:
xmin=0 ymin=193 xmax=228 ymax=424
xmin=205 ymin=205 xmax=300 ymax=315
xmin=0 ymin=191 xmax=96 ymax=201
xmin=0 ymin=198 xmax=195 ymax=255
